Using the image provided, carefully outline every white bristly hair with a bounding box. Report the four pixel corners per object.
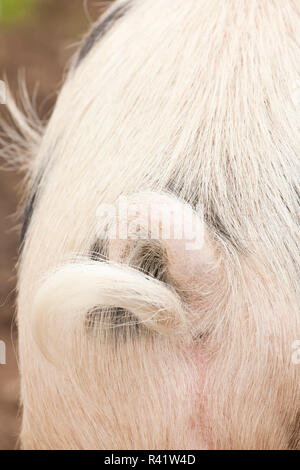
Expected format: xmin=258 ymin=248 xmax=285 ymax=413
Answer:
xmin=1 ymin=0 xmax=299 ymax=450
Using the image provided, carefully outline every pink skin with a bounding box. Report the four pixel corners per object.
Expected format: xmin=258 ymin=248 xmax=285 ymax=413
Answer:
xmin=108 ymin=193 xmax=215 ymax=449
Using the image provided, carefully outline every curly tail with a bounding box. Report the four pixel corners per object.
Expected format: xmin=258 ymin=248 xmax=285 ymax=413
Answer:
xmin=31 ymin=260 xmax=189 ymax=363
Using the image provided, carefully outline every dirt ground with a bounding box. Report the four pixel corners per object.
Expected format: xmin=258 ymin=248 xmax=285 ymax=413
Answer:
xmin=0 ymin=0 xmax=105 ymax=450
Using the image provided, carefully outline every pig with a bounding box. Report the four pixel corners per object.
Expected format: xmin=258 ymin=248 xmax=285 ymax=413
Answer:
xmin=2 ymin=0 xmax=299 ymax=449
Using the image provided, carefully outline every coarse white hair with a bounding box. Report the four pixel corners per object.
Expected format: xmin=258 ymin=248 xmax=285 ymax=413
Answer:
xmin=1 ymin=0 xmax=299 ymax=449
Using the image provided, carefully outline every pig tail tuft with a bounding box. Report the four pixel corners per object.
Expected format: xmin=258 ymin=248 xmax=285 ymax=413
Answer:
xmin=31 ymin=260 xmax=189 ymax=363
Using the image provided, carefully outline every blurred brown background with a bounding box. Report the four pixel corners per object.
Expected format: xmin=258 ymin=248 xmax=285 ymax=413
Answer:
xmin=0 ymin=0 xmax=106 ymax=450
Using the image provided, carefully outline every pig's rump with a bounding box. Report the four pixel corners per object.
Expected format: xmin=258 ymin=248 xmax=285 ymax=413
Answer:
xmin=2 ymin=0 xmax=299 ymax=449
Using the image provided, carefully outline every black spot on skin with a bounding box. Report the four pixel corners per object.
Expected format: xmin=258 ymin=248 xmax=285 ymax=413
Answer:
xmin=108 ymin=307 xmax=136 ymax=327
xmin=205 ymin=207 xmax=242 ymax=251
xmin=90 ymin=238 xmax=108 ymax=261
xmin=19 ymin=168 xmax=45 ymax=254
xmin=86 ymin=306 xmax=140 ymax=332
xmin=166 ymin=177 xmax=200 ymax=211
xmin=288 ymin=411 xmax=300 ymax=450
xmin=19 ymin=139 xmax=59 ymax=255
xmin=19 ymin=190 xmax=37 ymax=252
xmin=76 ymin=3 xmax=131 ymax=67
xmin=86 ymin=239 xmax=171 ymax=334
xmin=166 ymin=177 xmax=243 ymax=251
xmin=125 ymin=239 xmax=170 ymax=283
